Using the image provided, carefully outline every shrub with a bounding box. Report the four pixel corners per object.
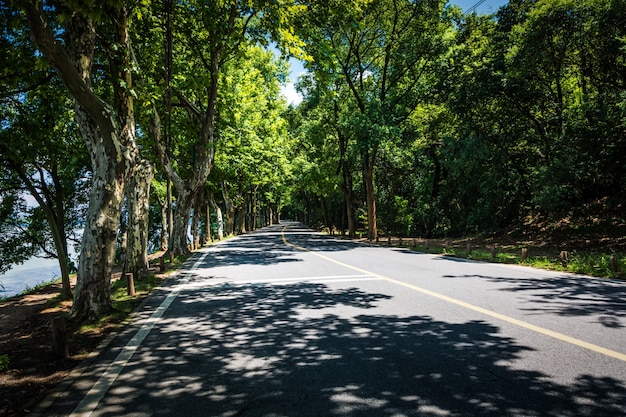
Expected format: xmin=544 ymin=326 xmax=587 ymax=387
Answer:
xmin=0 ymin=354 xmax=9 ymax=371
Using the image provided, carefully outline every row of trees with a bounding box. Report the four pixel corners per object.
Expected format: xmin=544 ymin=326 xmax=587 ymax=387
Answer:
xmin=0 ymin=0 xmax=305 ymax=320
xmin=288 ymin=0 xmax=625 ymax=240
xmin=1 ymin=0 xmax=624 ymax=320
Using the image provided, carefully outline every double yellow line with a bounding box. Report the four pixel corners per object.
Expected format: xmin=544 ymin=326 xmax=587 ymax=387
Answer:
xmin=282 ymin=226 xmax=626 ymax=363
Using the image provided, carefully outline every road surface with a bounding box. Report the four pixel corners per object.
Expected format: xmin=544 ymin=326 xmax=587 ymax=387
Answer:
xmin=37 ymin=222 xmax=626 ymax=416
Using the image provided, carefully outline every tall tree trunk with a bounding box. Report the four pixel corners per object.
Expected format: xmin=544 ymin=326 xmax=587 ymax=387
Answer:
xmin=159 ymin=196 xmax=168 ymax=251
xmin=335 ymin=102 xmax=356 ymax=238
xmin=167 ymin=179 xmax=173 ymax=249
xmin=150 ymin=107 xmax=195 ymax=255
xmin=222 ymin=182 xmax=236 ymax=236
xmin=271 ymin=203 xmax=280 ymax=224
xmin=209 ymin=194 xmax=224 ymax=240
xmin=51 ymin=167 xmax=73 ymax=299
xmin=170 ymin=190 xmax=193 ymax=254
xmin=237 ymin=209 xmax=247 ymax=234
xmin=74 ymin=106 xmax=125 ymax=320
xmin=321 ymin=197 xmax=330 ymax=227
xmin=162 ymin=47 xmax=220 ymax=253
xmin=110 ymin=3 xmax=152 ymax=279
xmin=24 ymin=1 xmax=137 ymax=320
xmin=125 ymin=159 xmax=154 ymax=280
xmin=250 ymin=186 xmax=259 ymax=231
xmin=191 ymin=192 xmax=201 ymax=249
xmin=363 ymin=149 xmax=377 ymax=241
xmin=339 ymin=156 xmax=356 ymax=238
xmin=16 ymin=167 xmax=73 ymax=299
xmin=203 ymin=197 xmax=212 ymax=245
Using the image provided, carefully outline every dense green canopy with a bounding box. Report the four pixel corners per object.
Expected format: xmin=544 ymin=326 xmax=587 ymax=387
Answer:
xmin=1 ymin=0 xmax=624 ymax=316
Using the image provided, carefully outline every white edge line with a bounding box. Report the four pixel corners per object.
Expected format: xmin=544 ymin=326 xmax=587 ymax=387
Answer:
xmin=70 ymin=251 xmax=209 ymax=417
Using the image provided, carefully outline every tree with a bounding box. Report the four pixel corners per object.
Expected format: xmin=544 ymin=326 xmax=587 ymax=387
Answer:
xmin=20 ymin=0 xmax=151 ymax=320
xmin=291 ymin=73 xmax=358 ymax=236
xmin=503 ymin=0 xmax=626 ymax=217
xmin=0 ymin=81 xmax=88 ymax=299
xmin=298 ymin=0 xmax=452 ymax=240
xmin=139 ymin=0 xmax=306 ymax=254
xmin=0 ymin=4 xmax=88 ymax=298
xmin=0 ymin=183 xmax=38 ymax=277
xmin=213 ymin=46 xmax=292 ymax=233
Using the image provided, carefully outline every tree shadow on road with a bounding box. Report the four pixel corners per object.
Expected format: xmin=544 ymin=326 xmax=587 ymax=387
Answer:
xmin=93 ymin=281 xmax=625 ymax=417
xmin=189 ymin=226 xmax=374 ymax=271
xmin=441 ymin=273 xmax=626 ymax=328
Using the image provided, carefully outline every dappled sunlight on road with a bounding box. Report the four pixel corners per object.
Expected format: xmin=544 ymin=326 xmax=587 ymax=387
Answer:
xmin=91 ymin=281 xmax=625 ymax=417
xmin=441 ymin=273 xmax=626 ymax=328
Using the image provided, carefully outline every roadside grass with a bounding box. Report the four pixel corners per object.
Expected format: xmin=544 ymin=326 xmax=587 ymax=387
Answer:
xmin=76 ymin=253 xmax=189 ymax=336
xmin=325 ymin=228 xmax=625 ymax=280
xmin=407 ymin=243 xmax=625 ymax=280
xmin=0 ymin=354 xmax=9 ymax=371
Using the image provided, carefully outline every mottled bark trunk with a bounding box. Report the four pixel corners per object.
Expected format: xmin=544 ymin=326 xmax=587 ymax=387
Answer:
xmin=237 ymin=210 xmax=247 ymax=235
xmin=159 ymin=198 xmax=168 ymax=251
xmin=125 ymin=159 xmax=154 ymax=280
xmin=271 ymin=203 xmax=280 ymax=225
xmin=111 ymin=4 xmax=150 ymax=280
xmin=170 ymin=190 xmax=193 ymax=255
xmin=202 ymin=199 xmax=212 ymax=245
xmin=24 ymin=1 xmax=135 ymax=320
xmin=216 ymin=206 xmax=225 ymax=240
xmin=74 ymin=106 xmax=124 ymax=320
xmin=191 ymin=196 xmax=201 ymax=250
xmin=209 ymin=196 xmax=224 ymax=240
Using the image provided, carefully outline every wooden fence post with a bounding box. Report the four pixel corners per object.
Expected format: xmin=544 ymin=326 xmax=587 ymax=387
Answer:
xmin=51 ymin=316 xmax=69 ymax=359
xmin=610 ymin=255 xmax=617 ymax=272
xmin=491 ymin=245 xmax=497 ymax=259
xmin=159 ymin=256 xmax=165 ymax=272
xmin=126 ymin=273 xmax=135 ymax=296
xmin=560 ymin=251 xmax=568 ymax=267
xmin=521 ymin=247 xmax=528 ymax=261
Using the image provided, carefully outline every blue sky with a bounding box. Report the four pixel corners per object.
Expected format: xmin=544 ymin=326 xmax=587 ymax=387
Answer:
xmin=453 ymin=0 xmax=508 ymax=14
xmin=281 ymin=0 xmax=510 ymax=105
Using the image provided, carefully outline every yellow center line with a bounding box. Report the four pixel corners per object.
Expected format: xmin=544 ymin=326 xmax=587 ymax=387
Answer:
xmin=282 ymin=226 xmax=626 ymax=363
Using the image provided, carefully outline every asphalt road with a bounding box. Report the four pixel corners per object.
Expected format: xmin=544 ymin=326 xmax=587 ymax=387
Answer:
xmin=37 ymin=222 xmax=626 ymax=416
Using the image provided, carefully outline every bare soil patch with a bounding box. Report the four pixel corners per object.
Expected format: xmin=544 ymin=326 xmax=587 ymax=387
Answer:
xmin=0 ymin=253 xmax=168 ymax=417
